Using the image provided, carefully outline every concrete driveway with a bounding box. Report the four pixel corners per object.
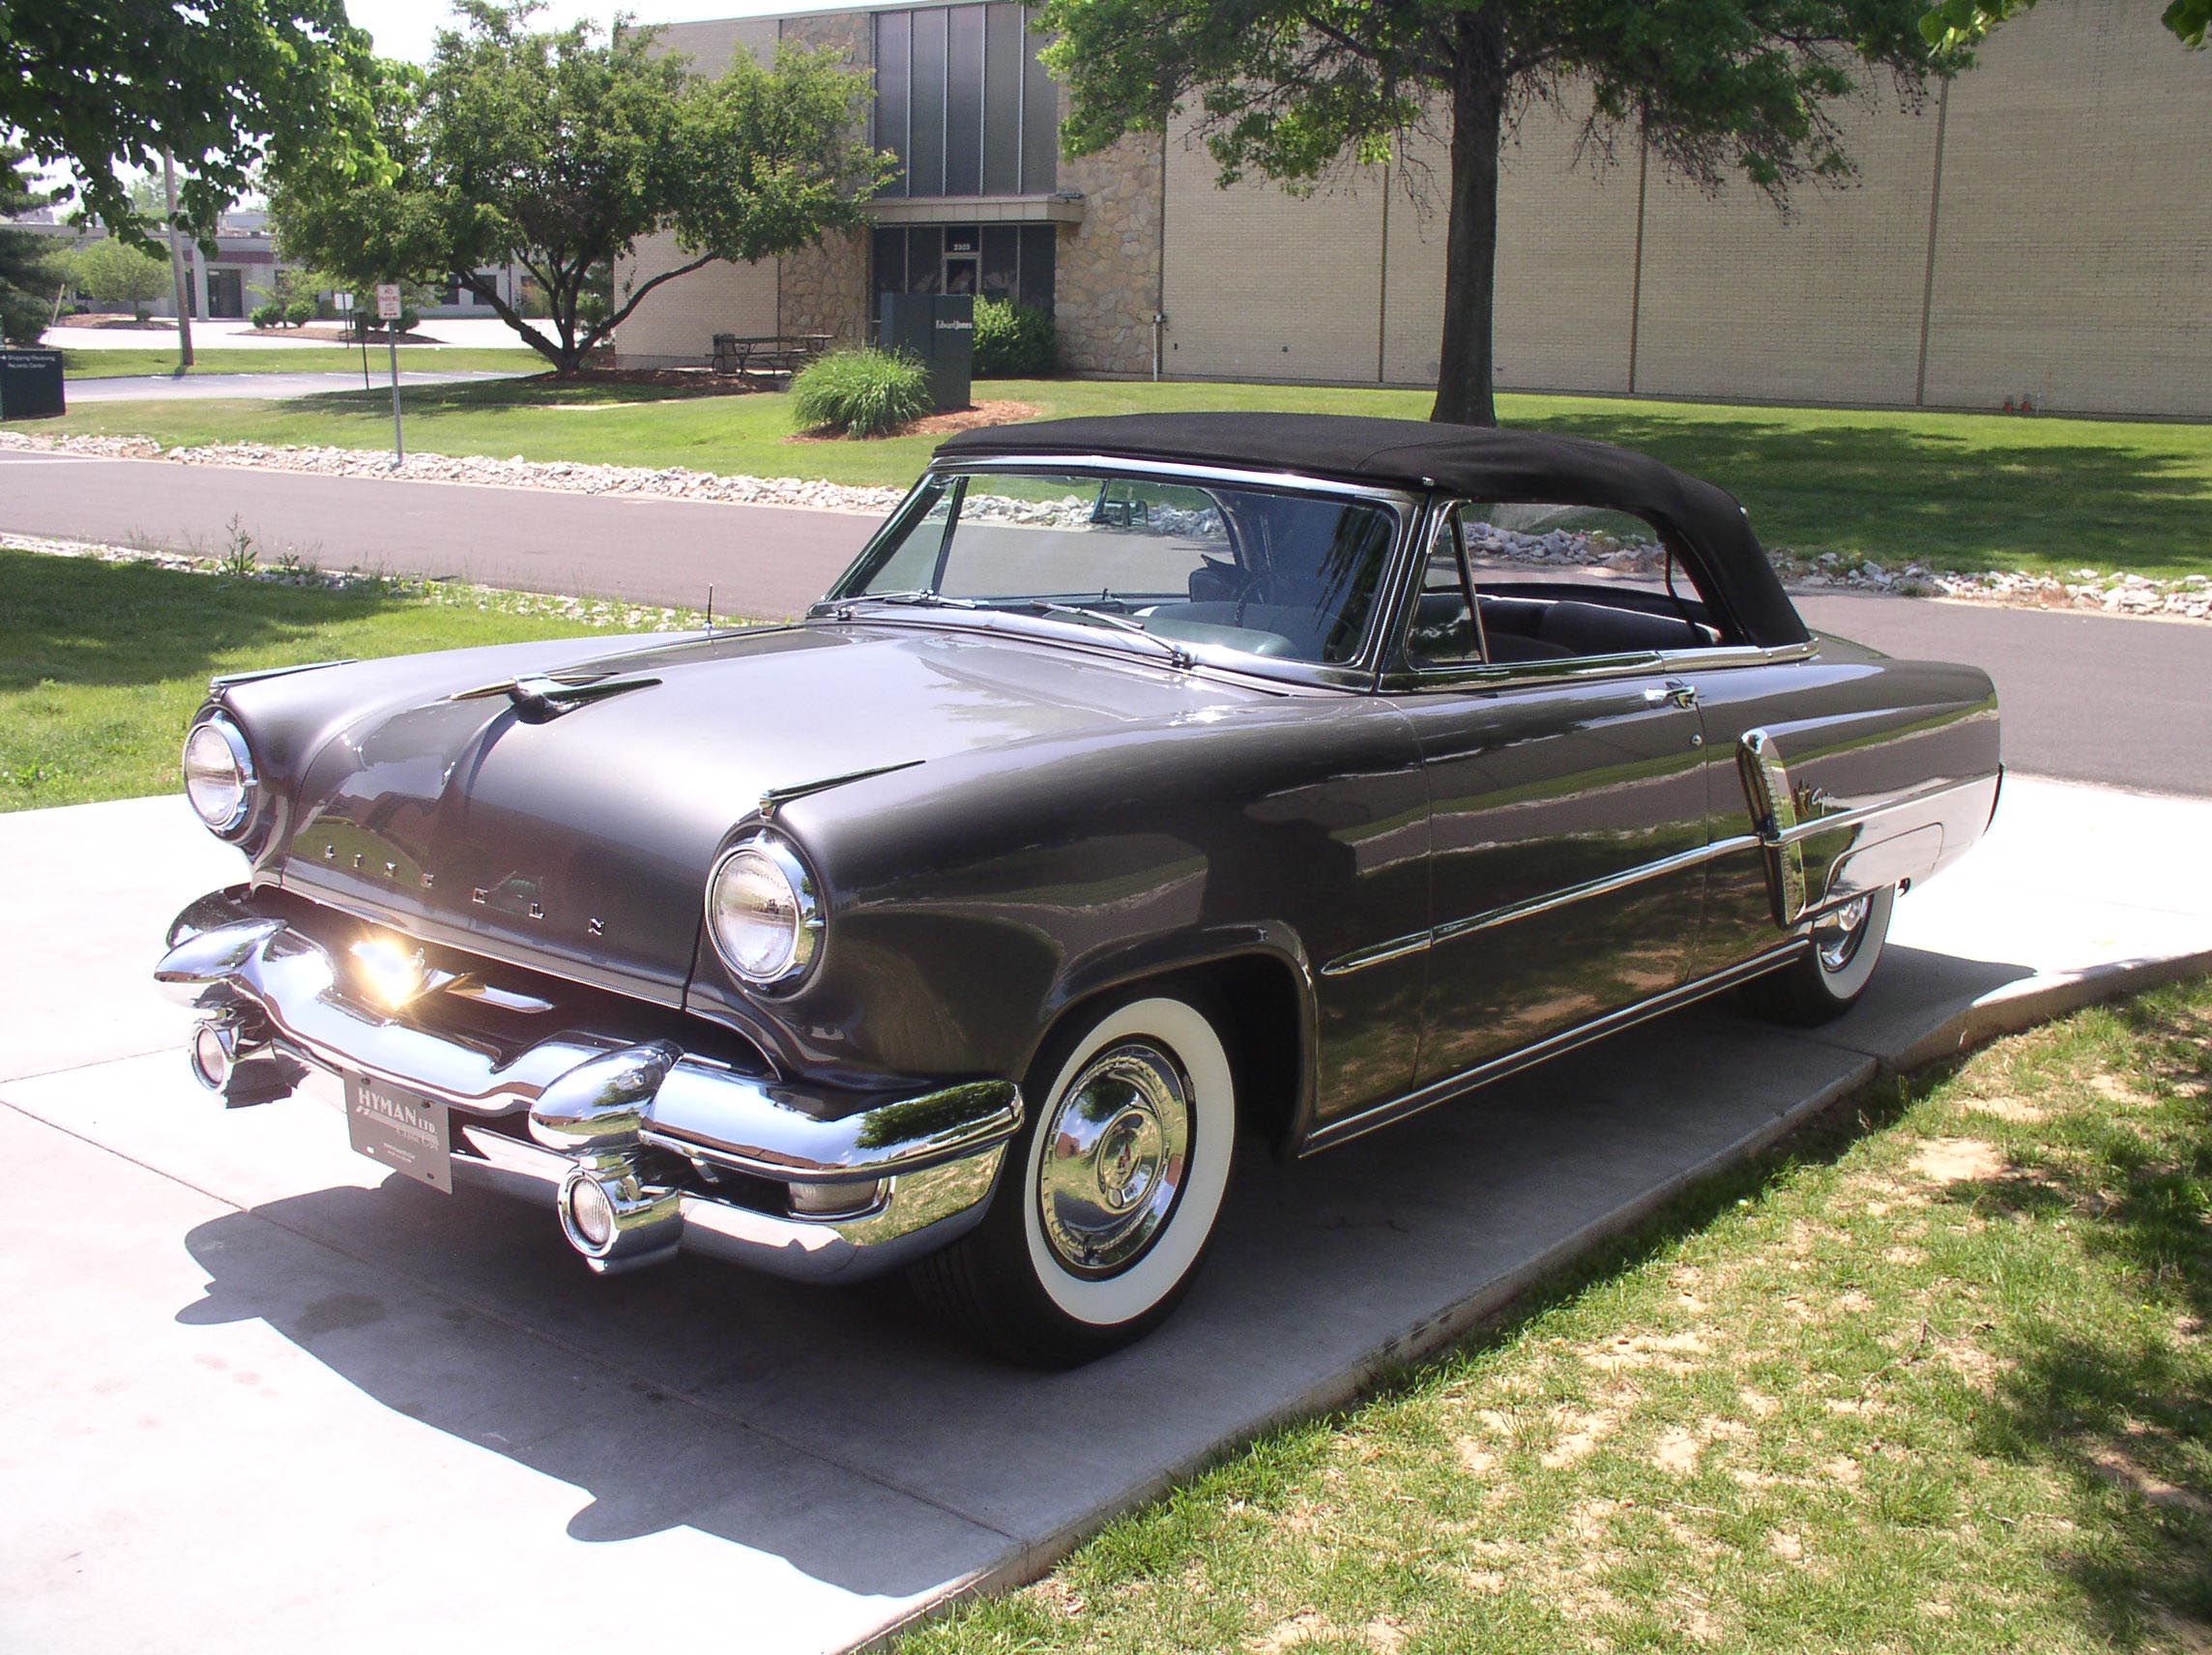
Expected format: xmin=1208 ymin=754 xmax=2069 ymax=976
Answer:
xmin=4 ymin=776 xmax=2208 ymax=1652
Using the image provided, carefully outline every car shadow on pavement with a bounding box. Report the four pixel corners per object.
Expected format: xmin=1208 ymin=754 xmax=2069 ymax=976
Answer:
xmin=163 ymin=943 xmax=2037 ymax=1595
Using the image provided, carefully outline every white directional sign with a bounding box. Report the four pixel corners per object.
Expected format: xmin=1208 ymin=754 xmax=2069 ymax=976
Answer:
xmin=375 ymin=283 xmax=402 ymax=320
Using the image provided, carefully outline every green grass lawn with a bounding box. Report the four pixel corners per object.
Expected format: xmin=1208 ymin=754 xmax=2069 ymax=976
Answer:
xmin=906 ymin=980 xmax=2212 ymax=1655
xmin=0 ymin=547 xmax=623 ymax=809
xmin=59 ymin=345 xmax=544 ymax=379
xmin=14 ymin=374 xmax=2210 ymax=578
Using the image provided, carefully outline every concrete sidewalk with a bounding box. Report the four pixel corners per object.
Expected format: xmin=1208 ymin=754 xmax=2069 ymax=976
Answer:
xmin=63 ymin=369 xmax=527 ymax=402
xmin=2 ymin=777 xmax=2207 ymax=1653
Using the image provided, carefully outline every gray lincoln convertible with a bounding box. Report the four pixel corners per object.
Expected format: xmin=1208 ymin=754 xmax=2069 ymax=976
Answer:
xmin=156 ymin=413 xmax=2000 ymax=1364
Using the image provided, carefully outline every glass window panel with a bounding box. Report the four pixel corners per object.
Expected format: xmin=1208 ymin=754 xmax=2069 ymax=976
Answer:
xmin=873 ymin=11 xmax=910 ymax=196
xmin=835 ymin=471 xmax=1399 ymax=667
xmin=982 ymin=3 xmax=1023 ymax=194
xmin=910 ymin=7 xmax=946 ymax=197
xmin=1018 ymin=224 xmax=1056 ymax=310
xmin=946 ymin=5 xmax=983 ymax=195
xmin=909 ymin=226 xmax=944 ymax=292
xmin=981 ymin=226 xmax=1019 ymax=299
xmin=1019 ymin=11 xmax=1058 ymax=192
xmin=871 ymin=227 xmax=907 ymax=305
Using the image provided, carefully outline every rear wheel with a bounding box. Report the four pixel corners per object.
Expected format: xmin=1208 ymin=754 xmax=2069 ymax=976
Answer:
xmin=1741 ymin=885 xmax=1896 ymax=1026
xmin=910 ymin=988 xmax=1238 ymax=1366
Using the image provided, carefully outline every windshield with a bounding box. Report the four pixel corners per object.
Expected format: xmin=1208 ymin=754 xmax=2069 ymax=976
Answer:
xmin=827 ymin=470 xmax=1401 ymax=666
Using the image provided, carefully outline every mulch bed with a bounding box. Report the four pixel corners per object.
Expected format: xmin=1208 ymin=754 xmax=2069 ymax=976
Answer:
xmin=784 ymin=399 xmax=1043 ymax=443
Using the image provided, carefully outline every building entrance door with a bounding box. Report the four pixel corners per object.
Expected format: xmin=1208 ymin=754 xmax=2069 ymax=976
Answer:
xmin=943 ymin=227 xmax=980 ymax=295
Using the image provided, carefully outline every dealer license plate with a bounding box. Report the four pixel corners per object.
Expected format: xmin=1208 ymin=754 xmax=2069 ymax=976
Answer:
xmin=344 ymin=1074 xmax=453 ymax=1193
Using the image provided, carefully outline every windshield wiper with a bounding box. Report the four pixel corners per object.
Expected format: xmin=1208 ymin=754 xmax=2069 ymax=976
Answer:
xmin=1033 ymin=602 xmax=1193 ymax=670
xmin=838 ymin=589 xmax=978 ymax=609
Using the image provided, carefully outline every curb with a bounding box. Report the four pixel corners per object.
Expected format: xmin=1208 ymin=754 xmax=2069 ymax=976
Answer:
xmin=859 ymin=941 xmax=2212 ymax=1653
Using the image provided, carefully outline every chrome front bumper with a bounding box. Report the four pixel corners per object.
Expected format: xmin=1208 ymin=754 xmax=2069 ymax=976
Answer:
xmin=154 ymin=892 xmax=1023 ymax=1283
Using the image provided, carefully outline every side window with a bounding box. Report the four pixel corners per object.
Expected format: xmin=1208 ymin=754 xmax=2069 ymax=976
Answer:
xmin=1407 ymin=499 xmax=1729 ymax=672
xmin=1407 ymin=505 xmax=1483 ymax=667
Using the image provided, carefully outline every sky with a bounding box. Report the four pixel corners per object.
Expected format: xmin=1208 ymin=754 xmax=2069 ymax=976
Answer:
xmin=348 ymin=0 xmax=828 ymax=61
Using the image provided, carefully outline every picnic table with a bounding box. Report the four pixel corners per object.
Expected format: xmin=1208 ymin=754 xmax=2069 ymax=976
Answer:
xmin=712 ymin=334 xmax=834 ymax=383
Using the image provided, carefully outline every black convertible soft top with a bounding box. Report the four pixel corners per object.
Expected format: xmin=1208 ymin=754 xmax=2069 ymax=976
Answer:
xmin=938 ymin=413 xmax=1809 ymax=649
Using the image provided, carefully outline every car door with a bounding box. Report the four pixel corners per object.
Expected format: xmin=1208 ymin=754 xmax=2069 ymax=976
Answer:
xmin=1389 ymin=503 xmax=1712 ymax=1089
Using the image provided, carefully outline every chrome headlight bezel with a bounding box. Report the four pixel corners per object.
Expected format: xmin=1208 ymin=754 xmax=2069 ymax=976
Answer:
xmin=703 ymin=829 xmax=824 ymax=991
xmin=182 ymin=711 xmax=258 ymax=837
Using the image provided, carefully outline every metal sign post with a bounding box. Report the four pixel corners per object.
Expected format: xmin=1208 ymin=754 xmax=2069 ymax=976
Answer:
xmin=334 ymin=291 xmax=364 ymax=389
xmin=376 ymin=283 xmax=404 ymax=464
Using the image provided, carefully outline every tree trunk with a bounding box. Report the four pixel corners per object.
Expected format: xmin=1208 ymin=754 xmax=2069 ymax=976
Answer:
xmin=1430 ymin=23 xmax=1506 ymax=426
xmin=161 ymin=151 xmax=194 ymax=368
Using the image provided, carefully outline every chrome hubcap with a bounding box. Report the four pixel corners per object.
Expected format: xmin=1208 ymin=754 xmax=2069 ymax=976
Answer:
xmin=1036 ymin=1040 xmax=1192 ymax=1276
xmin=1816 ymin=894 xmax=1873 ymax=973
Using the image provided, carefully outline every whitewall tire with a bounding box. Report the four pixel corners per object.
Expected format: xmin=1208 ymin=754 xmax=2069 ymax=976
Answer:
xmin=910 ymin=987 xmax=1238 ymax=1365
xmin=1743 ymin=885 xmax=1896 ymax=1026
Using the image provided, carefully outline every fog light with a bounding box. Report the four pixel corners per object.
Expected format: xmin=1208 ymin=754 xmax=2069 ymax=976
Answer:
xmin=188 ymin=1022 xmax=233 ymax=1092
xmin=789 ymin=1177 xmax=886 ymax=1219
xmin=562 ymin=1171 xmax=617 ymax=1252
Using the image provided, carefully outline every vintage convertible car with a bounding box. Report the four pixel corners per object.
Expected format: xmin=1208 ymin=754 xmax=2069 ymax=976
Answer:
xmin=156 ymin=414 xmax=2000 ymax=1363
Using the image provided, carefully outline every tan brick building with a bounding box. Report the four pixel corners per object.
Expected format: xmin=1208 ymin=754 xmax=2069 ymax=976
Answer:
xmin=616 ymin=0 xmax=2212 ymax=418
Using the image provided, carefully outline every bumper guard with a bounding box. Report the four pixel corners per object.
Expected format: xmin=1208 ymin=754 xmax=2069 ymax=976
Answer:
xmin=154 ymin=893 xmax=1022 ymax=1282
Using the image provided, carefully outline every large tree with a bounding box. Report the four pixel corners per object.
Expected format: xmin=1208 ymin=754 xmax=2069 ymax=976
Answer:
xmin=0 ymin=150 xmax=57 ymax=343
xmin=1042 ymin=0 xmax=1958 ymax=424
xmin=0 ymin=0 xmax=378 ymax=243
xmin=268 ymin=2 xmax=890 ymax=373
xmin=65 ymin=235 xmax=171 ymax=322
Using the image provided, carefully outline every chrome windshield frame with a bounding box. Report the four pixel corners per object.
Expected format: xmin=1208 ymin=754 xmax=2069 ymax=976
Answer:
xmin=815 ymin=454 xmax=1426 ymax=692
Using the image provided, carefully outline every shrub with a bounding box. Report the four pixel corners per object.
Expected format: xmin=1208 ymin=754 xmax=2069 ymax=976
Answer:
xmin=789 ymin=347 xmax=933 ymax=437
xmin=249 ymin=302 xmax=284 ymax=330
xmin=972 ymin=298 xmax=1057 ymax=377
xmin=284 ymin=298 xmax=314 ymax=327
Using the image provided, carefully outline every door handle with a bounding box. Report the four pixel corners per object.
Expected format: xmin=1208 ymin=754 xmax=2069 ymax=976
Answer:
xmin=1644 ymin=682 xmax=1699 ymax=710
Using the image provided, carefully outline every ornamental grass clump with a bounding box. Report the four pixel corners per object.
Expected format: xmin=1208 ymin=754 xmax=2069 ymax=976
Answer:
xmin=789 ymin=347 xmax=932 ymax=438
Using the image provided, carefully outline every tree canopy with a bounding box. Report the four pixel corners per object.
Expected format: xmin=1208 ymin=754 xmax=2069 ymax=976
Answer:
xmin=65 ymin=236 xmax=171 ymax=321
xmin=0 ymin=0 xmax=379 ymax=243
xmin=1041 ymin=0 xmax=1958 ymax=424
xmin=1923 ymin=0 xmax=2209 ymax=50
xmin=268 ymin=2 xmax=889 ymax=372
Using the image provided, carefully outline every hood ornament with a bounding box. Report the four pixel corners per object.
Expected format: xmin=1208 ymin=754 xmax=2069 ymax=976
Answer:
xmin=759 ymin=759 xmax=924 ymax=820
xmin=445 ymin=670 xmax=661 ymax=722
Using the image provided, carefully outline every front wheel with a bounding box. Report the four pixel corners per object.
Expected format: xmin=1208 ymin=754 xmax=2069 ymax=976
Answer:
xmin=909 ymin=988 xmax=1238 ymax=1366
xmin=1741 ymin=885 xmax=1896 ymax=1026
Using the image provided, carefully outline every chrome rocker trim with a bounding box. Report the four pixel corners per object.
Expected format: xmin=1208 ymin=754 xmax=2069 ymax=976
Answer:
xmin=155 ymin=902 xmax=1023 ymax=1283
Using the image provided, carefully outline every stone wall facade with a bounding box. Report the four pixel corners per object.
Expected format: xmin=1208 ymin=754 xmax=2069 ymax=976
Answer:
xmin=773 ymin=12 xmax=876 ymax=345
xmin=1053 ymin=134 xmax=1165 ymax=376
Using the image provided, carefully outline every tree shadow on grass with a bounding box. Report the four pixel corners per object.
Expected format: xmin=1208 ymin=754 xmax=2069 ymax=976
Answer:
xmin=290 ymin=373 xmax=739 ymax=418
xmin=0 ymin=546 xmax=422 ymax=695
xmin=1525 ymin=410 xmax=2212 ymax=576
xmin=1959 ymin=992 xmax=2212 ymax=1645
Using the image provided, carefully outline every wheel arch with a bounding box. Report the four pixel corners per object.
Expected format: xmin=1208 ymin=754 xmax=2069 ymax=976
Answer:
xmin=1027 ymin=943 xmax=1316 ymax=1158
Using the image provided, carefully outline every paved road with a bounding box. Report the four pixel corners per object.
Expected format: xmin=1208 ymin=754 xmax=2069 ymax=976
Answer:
xmin=0 ymin=450 xmax=870 ymax=618
xmin=2 ymin=450 xmax=2206 ymax=794
xmin=64 ymin=369 xmax=528 ymax=402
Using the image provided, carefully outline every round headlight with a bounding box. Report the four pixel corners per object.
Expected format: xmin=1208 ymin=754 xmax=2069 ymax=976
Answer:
xmin=705 ymin=832 xmax=822 ymax=987
xmin=182 ymin=713 xmax=256 ymax=835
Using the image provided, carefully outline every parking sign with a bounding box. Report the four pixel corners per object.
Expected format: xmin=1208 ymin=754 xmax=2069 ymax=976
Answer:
xmin=375 ymin=283 xmax=401 ymax=320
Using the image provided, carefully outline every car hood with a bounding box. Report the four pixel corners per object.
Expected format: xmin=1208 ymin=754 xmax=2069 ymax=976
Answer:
xmin=270 ymin=622 xmax=1270 ymax=1004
